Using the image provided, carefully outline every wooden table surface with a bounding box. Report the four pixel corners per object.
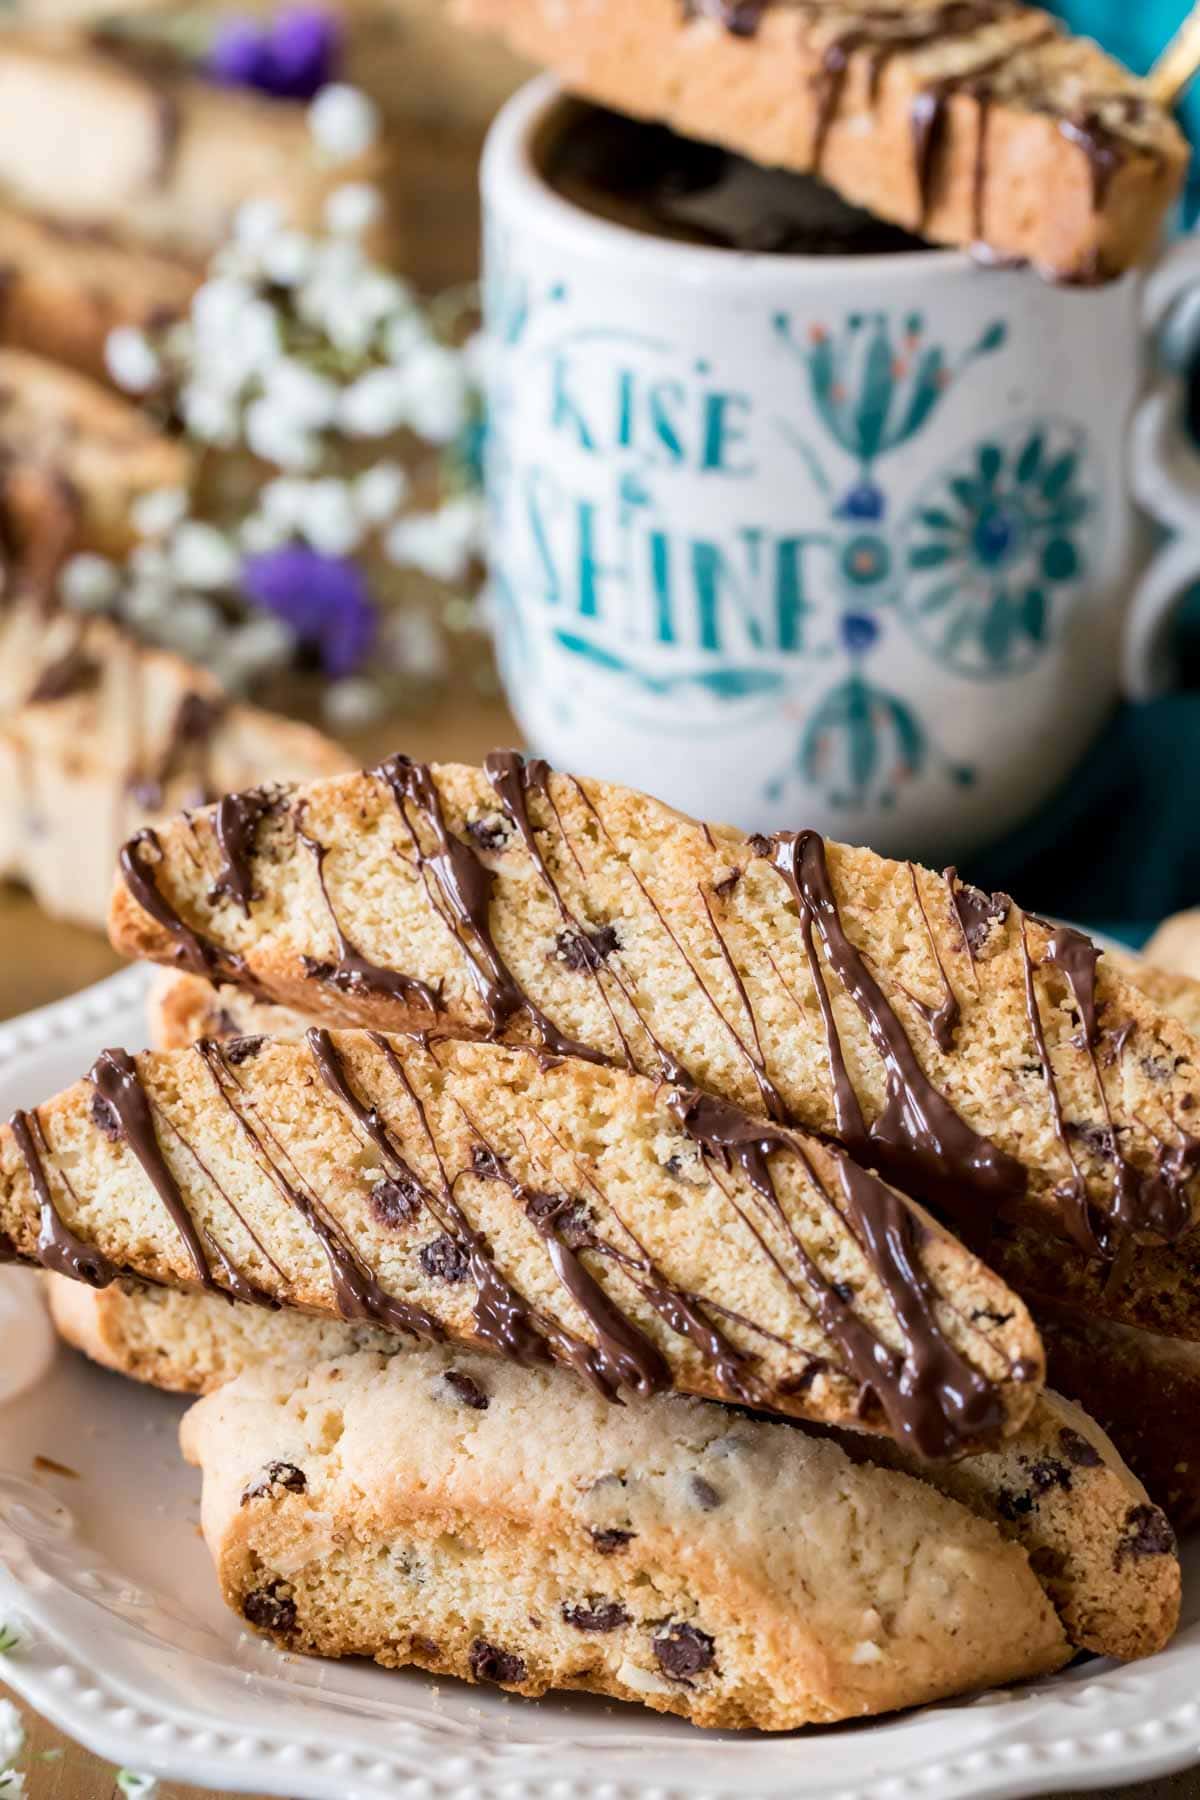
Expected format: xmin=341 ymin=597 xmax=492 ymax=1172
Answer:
xmin=0 ymin=689 xmax=1197 ymax=1799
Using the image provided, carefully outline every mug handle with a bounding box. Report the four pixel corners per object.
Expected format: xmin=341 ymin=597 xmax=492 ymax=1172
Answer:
xmin=1123 ymin=235 xmax=1200 ymax=699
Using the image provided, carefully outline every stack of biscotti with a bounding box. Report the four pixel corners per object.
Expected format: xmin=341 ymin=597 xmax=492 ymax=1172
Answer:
xmin=0 ymin=29 xmax=396 ymax=381
xmin=5 ymin=752 xmax=1195 ymax=1728
xmin=456 ymin=0 xmax=1187 ymax=281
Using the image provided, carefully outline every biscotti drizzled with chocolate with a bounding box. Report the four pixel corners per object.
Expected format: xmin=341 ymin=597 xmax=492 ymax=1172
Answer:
xmin=459 ymin=0 xmax=1186 ymax=280
xmin=108 ymin=754 xmax=1200 ymax=1263
xmin=0 ymin=1031 xmax=1043 ymax=1456
xmin=181 ymin=1346 xmax=1071 ymax=1727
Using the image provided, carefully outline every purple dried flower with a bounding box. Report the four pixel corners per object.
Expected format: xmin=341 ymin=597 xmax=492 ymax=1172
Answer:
xmin=207 ymin=7 xmax=341 ymax=101
xmin=241 ymin=546 xmax=376 ymax=677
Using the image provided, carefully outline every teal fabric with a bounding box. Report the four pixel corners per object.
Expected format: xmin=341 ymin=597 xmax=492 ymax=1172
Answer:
xmin=956 ymin=7 xmax=1200 ymax=941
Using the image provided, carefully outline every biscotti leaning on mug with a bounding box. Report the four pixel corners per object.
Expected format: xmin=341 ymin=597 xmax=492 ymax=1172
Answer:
xmin=455 ymin=0 xmax=1187 ymax=280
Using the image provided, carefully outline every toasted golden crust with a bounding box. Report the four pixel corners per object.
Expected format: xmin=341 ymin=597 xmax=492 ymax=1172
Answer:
xmin=0 ymin=1031 xmax=1043 ymax=1452
xmin=181 ymin=1347 xmax=1070 ymax=1727
xmin=0 ymin=604 xmax=349 ymax=930
xmin=107 ymin=757 xmax=1200 ymax=1263
xmin=146 ymin=971 xmax=311 ymax=1055
xmin=460 ymin=0 xmax=1185 ymax=279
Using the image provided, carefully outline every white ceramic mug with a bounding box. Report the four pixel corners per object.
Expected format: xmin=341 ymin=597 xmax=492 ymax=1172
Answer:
xmin=481 ymin=75 xmax=1200 ymax=859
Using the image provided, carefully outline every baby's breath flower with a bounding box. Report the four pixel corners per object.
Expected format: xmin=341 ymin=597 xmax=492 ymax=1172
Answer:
xmin=245 ymin=398 xmax=320 ymax=471
xmin=130 ymin=488 xmax=189 ymax=540
xmin=262 ymin=361 xmax=340 ymax=431
xmin=122 ymin=584 xmax=171 ymax=630
xmin=300 ymin=478 xmax=362 ymax=557
xmin=385 ymin=494 xmax=482 ymax=583
xmin=61 ymin=553 xmax=118 ymax=611
xmin=308 ymin=83 xmax=379 ymax=162
xmin=398 ymin=342 xmax=468 ymax=444
xmin=322 ymin=674 xmax=385 ymax=728
xmin=181 ymin=383 xmax=239 ymax=447
xmin=159 ymin=596 xmax=221 ymax=659
xmin=325 ymin=182 xmax=382 ymax=237
xmin=0 ymin=1699 xmax=24 ymax=1766
xmin=170 ymin=523 xmax=239 ymax=591
xmin=259 ymin=229 xmax=315 ymax=288
xmin=224 ymin=615 xmax=297 ymax=677
xmin=338 ymin=367 xmax=408 ymax=437
xmin=384 ymin=607 xmax=446 ymax=679
xmin=239 ymin=511 xmax=291 ymax=554
xmin=106 ymin=327 xmax=160 ymax=394
xmin=354 ymin=462 xmax=408 ymax=523
xmin=233 ymin=197 xmax=285 ymax=249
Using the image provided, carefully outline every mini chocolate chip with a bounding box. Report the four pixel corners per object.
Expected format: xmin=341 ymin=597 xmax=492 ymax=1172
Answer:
xmin=465 ymin=815 xmax=510 ymax=852
xmin=471 ymin=1144 xmax=503 ymax=1179
xmin=563 ymin=1599 xmax=630 ymax=1632
xmin=224 ymin=1035 xmax=265 ymax=1065
xmin=690 ymin=1476 xmax=722 ymax=1510
xmin=995 ymin=1487 xmax=1034 ymax=1521
xmin=589 ymin=1527 xmax=635 ymax=1554
xmin=1114 ymin=1504 xmax=1176 ymax=1567
xmin=1028 ymin=1458 xmax=1072 ymax=1496
xmin=209 ymin=1007 xmax=242 ymax=1038
xmin=444 ymin=1369 xmax=489 ymax=1410
xmin=371 ymin=1174 xmax=422 ymax=1228
xmin=778 ymin=1359 xmax=826 ymax=1394
xmin=419 ymin=1235 xmax=469 ymax=1283
xmin=653 ymin=1622 xmax=715 ymax=1680
xmin=969 ymin=1306 xmax=1014 ymax=1326
xmin=747 ymin=833 xmax=772 ymax=858
xmin=1029 ymin=1545 xmax=1067 ymax=1579
xmin=831 ymin=1281 xmax=854 ymax=1303
xmin=1067 ymin=1119 xmax=1112 ymax=1159
xmin=555 ymin=924 xmax=620 ymax=973
xmin=1059 ymin=1427 xmax=1103 ymax=1469
xmin=664 ymin=1154 xmax=685 ymax=1177
xmin=468 ymin=1638 xmax=527 ymax=1685
xmin=90 ymin=1091 xmax=120 ymax=1140
xmin=525 ymin=1191 xmax=593 ymax=1249
xmin=242 ymin=1582 xmax=296 ymax=1635
xmin=1140 ymin=1055 xmax=1172 ymax=1083
xmin=411 ymin=1633 xmax=440 ymax=1659
xmin=241 ymin=1460 xmax=307 ymax=1503
xmin=713 ymin=868 xmax=740 ymax=899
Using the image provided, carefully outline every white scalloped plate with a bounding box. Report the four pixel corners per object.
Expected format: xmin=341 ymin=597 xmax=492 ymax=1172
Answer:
xmin=2 ymin=967 xmax=1200 ymax=1800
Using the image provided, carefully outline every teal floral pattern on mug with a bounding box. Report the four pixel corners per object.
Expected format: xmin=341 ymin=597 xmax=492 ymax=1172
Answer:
xmin=899 ymin=420 xmax=1093 ymax=677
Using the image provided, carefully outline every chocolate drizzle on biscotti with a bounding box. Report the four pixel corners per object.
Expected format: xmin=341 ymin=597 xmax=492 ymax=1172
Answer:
xmin=210 ymin=786 xmax=278 ymax=917
xmin=298 ymin=828 xmax=440 ymax=1015
xmin=9 ymin=1107 xmax=116 ymax=1286
xmin=667 ymin=1088 xmax=1009 ymax=1457
xmin=119 ymin=826 xmax=257 ymax=990
xmin=376 ymin=755 xmax=602 ymax=1063
xmin=766 ymin=830 xmax=1026 ymax=1222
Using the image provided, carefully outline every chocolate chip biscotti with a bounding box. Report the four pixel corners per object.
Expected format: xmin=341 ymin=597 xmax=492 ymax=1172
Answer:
xmin=181 ymin=1346 xmax=1071 ymax=1725
xmin=0 ymin=605 xmax=349 ymax=930
xmin=47 ymin=1266 xmax=1174 ymax=1658
xmin=1 ymin=1030 xmax=1043 ymax=1456
xmin=109 ymin=754 xmax=1200 ymax=1264
xmin=459 ymin=0 xmax=1186 ymax=280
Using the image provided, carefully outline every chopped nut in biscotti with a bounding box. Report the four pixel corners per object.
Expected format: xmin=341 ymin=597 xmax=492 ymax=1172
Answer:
xmin=241 ymin=1460 xmax=307 ymax=1503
